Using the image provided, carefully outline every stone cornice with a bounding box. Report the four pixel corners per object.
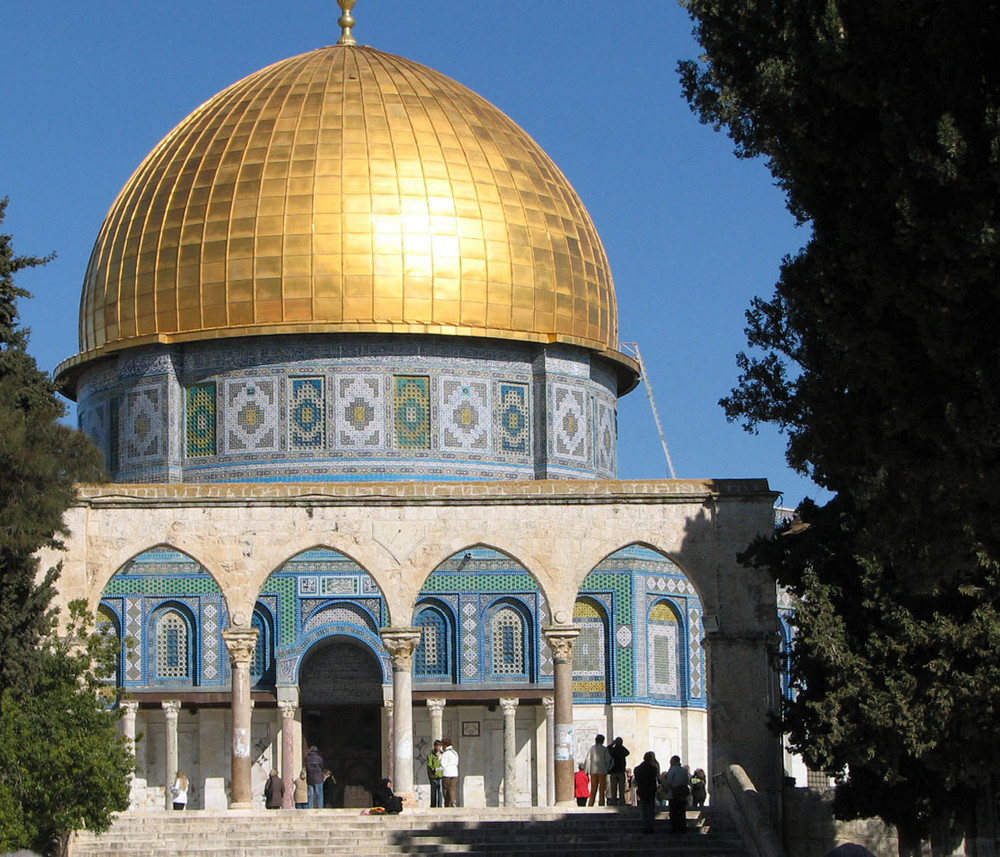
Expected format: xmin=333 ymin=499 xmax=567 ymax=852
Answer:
xmin=71 ymin=478 xmax=776 ymax=510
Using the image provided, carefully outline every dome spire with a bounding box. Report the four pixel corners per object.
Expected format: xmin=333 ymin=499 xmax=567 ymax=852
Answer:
xmin=337 ymin=0 xmax=358 ymax=46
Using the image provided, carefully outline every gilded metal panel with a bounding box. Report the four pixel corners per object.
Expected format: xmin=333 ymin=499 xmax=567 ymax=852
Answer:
xmin=75 ymin=44 xmax=620 ymax=366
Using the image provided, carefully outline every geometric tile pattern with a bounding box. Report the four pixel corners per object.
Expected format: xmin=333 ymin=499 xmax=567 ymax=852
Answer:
xmin=393 ymin=376 xmax=431 ymax=449
xmin=108 ymin=397 xmax=121 ymax=474
xmin=186 ymin=383 xmax=217 ymax=457
xmin=225 ymin=379 xmax=280 ymax=452
xmin=648 ymin=602 xmax=681 ymax=698
xmin=336 ymin=375 xmax=382 ymax=448
xmin=124 ymin=386 xmax=162 ymax=461
xmin=594 ymin=397 xmax=616 ymax=474
xmin=496 ymin=382 xmax=529 ymax=455
xmin=441 ymin=380 xmax=489 ymax=451
xmin=289 ymin=377 xmax=325 ymax=449
xmin=551 ymin=383 xmax=587 ymax=460
xmin=572 ymin=599 xmax=607 ymax=696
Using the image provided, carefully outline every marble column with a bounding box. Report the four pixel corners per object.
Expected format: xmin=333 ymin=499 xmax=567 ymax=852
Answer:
xmin=278 ymin=700 xmax=298 ymax=809
xmin=162 ymin=699 xmax=181 ymax=810
xmin=542 ymin=696 xmax=555 ymax=806
xmin=543 ymin=625 xmax=579 ymax=806
xmin=499 ymin=697 xmax=519 ymax=807
xmin=426 ymin=698 xmax=447 ymax=743
xmin=121 ymin=701 xmax=139 ymax=809
xmin=223 ymin=626 xmax=258 ymax=809
xmin=380 ymin=627 xmax=422 ymax=796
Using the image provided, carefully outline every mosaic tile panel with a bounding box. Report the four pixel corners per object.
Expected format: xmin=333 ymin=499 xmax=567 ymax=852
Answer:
xmin=551 ymin=383 xmax=588 ymax=460
xmin=688 ymin=603 xmax=703 ymax=698
xmin=394 ymin=376 xmax=431 ymax=449
xmin=109 ymin=396 xmax=121 ymax=472
xmin=649 ymin=621 xmax=680 ymax=697
xmin=336 ymin=375 xmax=383 ymax=448
xmin=594 ymin=397 xmax=616 ymax=474
xmin=125 ymin=597 xmax=143 ymax=682
xmin=289 ymin=377 xmax=325 ymax=449
xmin=124 ymin=386 xmax=162 ymax=461
xmin=496 ymin=383 xmax=529 ymax=455
xmin=462 ymin=600 xmax=478 ymax=678
xmin=441 ymin=380 xmax=489 ymax=451
xmin=304 ymin=603 xmax=378 ymax=634
xmin=186 ymin=383 xmax=216 ymax=457
xmin=203 ymin=601 xmax=220 ymax=680
xmin=225 ymin=378 xmax=280 ymax=452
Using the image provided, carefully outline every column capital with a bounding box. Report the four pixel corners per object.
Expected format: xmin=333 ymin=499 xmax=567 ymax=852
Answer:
xmin=162 ymin=699 xmax=182 ymax=720
xmin=380 ymin=627 xmax=423 ymax=669
xmin=425 ymin=697 xmax=447 ymax=714
xmin=222 ymin=626 xmax=259 ymax=665
xmin=542 ymin=624 xmax=580 ymax=662
xmin=499 ymin=697 xmax=519 ymax=715
xmin=121 ymin=700 xmax=140 ymax=717
xmin=278 ymin=700 xmax=298 ymax=719
xmin=541 ymin=696 xmax=555 ymax=715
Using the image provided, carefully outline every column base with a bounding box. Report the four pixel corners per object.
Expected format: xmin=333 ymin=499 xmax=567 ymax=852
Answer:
xmin=228 ymin=801 xmax=254 ymax=810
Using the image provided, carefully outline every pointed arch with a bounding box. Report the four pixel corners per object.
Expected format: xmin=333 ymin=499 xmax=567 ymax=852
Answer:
xmin=413 ymin=598 xmax=456 ymax=682
xmin=257 ymin=546 xmax=389 ymax=688
xmin=572 ymin=597 xmax=610 ymax=702
xmin=99 ymin=546 xmax=228 ymax=690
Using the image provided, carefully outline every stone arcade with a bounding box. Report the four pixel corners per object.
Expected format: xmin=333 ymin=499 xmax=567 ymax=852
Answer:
xmin=46 ymin=1 xmax=784 ymax=818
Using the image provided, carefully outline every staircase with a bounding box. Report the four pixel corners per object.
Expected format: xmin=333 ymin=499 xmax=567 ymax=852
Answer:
xmin=71 ymin=806 xmax=750 ymax=857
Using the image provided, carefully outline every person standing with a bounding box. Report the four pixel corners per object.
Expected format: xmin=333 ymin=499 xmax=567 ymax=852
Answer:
xmin=664 ymin=755 xmax=691 ymax=833
xmin=293 ymin=768 xmax=309 ymax=809
xmin=264 ymin=768 xmax=284 ymax=809
xmin=690 ymin=767 xmax=708 ymax=809
xmin=584 ymin=733 xmax=612 ymax=806
xmin=427 ymin=740 xmax=444 ymax=807
xmin=574 ymin=762 xmax=591 ymax=807
xmin=322 ymin=768 xmax=337 ymax=808
xmin=169 ymin=770 xmax=189 ymax=810
xmin=305 ymin=745 xmax=324 ymax=809
xmin=632 ymin=752 xmax=660 ymax=834
xmin=440 ymin=737 xmax=460 ymax=807
xmin=607 ymin=736 xmax=630 ymax=806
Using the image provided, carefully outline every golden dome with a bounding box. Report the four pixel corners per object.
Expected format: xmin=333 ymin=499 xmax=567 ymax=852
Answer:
xmin=70 ymin=44 xmax=629 ymax=374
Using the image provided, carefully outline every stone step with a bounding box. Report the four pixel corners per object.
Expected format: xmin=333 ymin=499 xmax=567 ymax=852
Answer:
xmin=71 ymin=808 xmax=747 ymax=857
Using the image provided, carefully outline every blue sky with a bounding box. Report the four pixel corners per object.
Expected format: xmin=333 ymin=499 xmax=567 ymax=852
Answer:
xmin=4 ymin=0 xmax=828 ymax=507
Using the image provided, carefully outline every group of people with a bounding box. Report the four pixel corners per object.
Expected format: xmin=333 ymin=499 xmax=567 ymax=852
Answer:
xmin=425 ymin=737 xmax=460 ymax=807
xmin=575 ymin=734 xmax=632 ymax=806
xmin=263 ymin=738 xmax=460 ymax=813
xmin=575 ymin=734 xmax=707 ymax=835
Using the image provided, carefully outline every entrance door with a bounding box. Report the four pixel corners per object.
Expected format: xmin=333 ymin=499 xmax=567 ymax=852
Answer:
xmin=300 ymin=637 xmax=383 ymax=807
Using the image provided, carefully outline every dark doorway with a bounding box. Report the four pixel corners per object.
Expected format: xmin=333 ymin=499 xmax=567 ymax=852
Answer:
xmin=300 ymin=637 xmax=383 ymax=808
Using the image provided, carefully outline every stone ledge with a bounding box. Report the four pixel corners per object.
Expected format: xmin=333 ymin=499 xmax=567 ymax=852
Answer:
xmin=74 ymin=478 xmax=775 ymax=509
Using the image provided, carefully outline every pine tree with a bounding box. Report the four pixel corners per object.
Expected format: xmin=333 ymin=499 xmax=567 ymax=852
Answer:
xmin=0 ymin=197 xmax=105 ymax=699
xmin=678 ymin=1 xmax=1000 ymax=852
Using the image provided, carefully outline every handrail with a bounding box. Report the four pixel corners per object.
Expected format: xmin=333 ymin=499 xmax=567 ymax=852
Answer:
xmin=712 ymin=764 xmax=786 ymax=857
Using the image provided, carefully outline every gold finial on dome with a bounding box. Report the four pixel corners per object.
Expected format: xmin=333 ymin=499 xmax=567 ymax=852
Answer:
xmin=337 ymin=0 xmax=358 ymax=46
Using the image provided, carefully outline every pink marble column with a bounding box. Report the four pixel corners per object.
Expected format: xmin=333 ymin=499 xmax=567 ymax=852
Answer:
xmin=278 ymin=700 xmax=298 ymax=809
xmin=543 ymin=625 xmax=579 ymax=806
xmin=223 ymin=627 xmax=258 ymax=809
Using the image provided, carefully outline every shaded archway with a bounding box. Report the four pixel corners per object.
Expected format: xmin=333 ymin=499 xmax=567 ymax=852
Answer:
xmin=300 ymin=637 xmax=383 ymax=807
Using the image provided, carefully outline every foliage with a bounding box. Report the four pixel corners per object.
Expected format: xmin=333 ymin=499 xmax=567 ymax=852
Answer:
xmin=0 ymin=197 xmax=105 ymax=699
xmin=0 ymin=202 xmax=122 ymax=855
xmin=679 ymin=0 xmax=1000 ymax=847
xmin=0 ymin=601 xmax=132 ymax=857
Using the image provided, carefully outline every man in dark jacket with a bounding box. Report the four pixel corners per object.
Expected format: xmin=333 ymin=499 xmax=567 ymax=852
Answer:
xmin=607 ymin=737 xmax=630 ymax=805
xmin=305 ymin=745 xmax=324 ymax=808
xmin=632 ymin=751 xmax=660 ymax=834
